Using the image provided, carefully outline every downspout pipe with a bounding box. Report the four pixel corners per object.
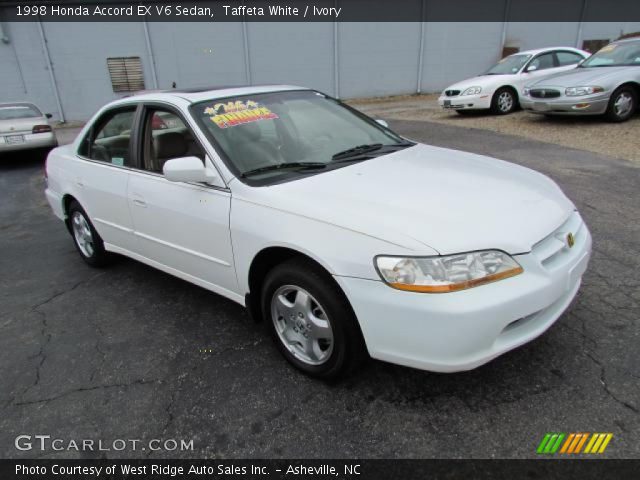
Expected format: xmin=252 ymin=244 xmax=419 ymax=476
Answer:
xmin=416 ymin=0 xmax=426 ymax=94
xmin=36 ymin=20 xmax=65 ymax=122
xmin=142 ymin=20 xmax=159 ymax=89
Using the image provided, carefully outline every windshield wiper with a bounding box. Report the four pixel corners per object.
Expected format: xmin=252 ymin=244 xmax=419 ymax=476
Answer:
xmin=240 ymin=162 xmax=327 ymax=178
xmin=331 ymin=142 xmax=414 ymax=162
xmin=331 ymin=143 xmax=384 ymax=161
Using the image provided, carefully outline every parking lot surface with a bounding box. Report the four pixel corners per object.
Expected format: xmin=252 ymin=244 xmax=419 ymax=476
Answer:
xmin=351 ymin=95 xmax=640 ymax=164
xmin=1 ymin=121 xmax=638 ymax=459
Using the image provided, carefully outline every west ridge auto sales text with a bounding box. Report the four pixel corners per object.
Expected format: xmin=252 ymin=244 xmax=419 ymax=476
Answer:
xmin=16 ymin=4 xmax=342 ymax=18
xmin=16 ymin=463 xmax=359 ymax=476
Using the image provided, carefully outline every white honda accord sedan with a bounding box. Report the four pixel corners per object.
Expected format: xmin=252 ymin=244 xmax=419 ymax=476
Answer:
xmin=45 ymin=85 xmax=591 ymax=379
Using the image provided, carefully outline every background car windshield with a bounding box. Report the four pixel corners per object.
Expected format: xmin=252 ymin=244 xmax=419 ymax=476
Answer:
xmin=192 ymin=90 xmax=405 ymax=177
xmin=581 ymin=42 xmax=640 ymax=67
xmin=485 ymin=54 xmax=532 ymax=74
xmin=0 ymin=104 xmax=42 ymax=120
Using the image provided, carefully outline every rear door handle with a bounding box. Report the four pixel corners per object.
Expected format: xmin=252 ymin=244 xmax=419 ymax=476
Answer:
xmin=132 ymin=198 xmax=147 ymax=208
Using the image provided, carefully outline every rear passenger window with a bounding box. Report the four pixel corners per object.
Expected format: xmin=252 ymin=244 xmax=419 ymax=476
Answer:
xmin=142 ymin=109 xmax=205 ymax=173
xmin=556 ymin=51 xmax=584 ymax=66
xmin=80 ymin=108 xmax=135 ymax=167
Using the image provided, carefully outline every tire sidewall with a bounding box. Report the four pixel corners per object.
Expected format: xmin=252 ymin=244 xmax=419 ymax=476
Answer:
xmin=606 ymin=87 xmax=637 ymax=122
xmin=492 ymin=88 xmax=517 ymax=115
xmin=261 ymin=261 xmax=355 ymax=379
xmin=68 ymin=202 xmax=108 ymax=267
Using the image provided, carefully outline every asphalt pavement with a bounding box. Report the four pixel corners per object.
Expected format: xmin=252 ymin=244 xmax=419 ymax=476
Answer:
xmin=0 ymin=121 xmax=638 ymax=459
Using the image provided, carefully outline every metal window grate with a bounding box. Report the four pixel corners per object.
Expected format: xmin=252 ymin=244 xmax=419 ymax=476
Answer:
xmin=106 ymin=57 xmax=145 ymax=92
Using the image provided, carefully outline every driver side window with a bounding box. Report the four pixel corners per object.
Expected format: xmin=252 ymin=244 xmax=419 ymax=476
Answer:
xmin=80 ymin=108 xmax=136 ymax=167
xmin=528 ymin=52 xmax=556 ymax=71
xmin=141 ymin=108 xmax=205 ymax=174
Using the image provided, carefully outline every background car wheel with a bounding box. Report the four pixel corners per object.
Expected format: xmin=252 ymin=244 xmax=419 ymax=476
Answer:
xmin=261 ymin=258 xmax=367 ymax=380
xmin=68 ymin=201 xmax=112 ymax=267
xmin=605 ymin=86 xmax=637 ymax=122
xmin=491 ymin=88 xmax=517 ymax=115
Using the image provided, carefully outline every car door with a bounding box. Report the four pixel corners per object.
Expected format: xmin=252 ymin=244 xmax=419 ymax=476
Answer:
xmin=517 ymin=52 xmax=560 ymax=90
xmin=126 ymin=104 xmax=238 ymax=298
xmin=74 ymin=105 xmax=138 ymax=251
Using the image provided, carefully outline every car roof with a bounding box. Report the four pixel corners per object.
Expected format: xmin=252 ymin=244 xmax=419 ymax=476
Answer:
xmin=111 ymin=84 xmax=310 ymax=106
xmin=514 ymin=46 xmax=586 ymax=57
xmin=0 ymin=101 xmax=40 ymax=109
xmin=612 ymin=36 xmax=640 ymax=45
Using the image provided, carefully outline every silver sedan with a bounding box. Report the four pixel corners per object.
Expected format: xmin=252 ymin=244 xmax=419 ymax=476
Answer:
xmin=521 ymin=38 xmax=640 ymax=122
xmin=0 ymin=102 xmax=58 ymax=154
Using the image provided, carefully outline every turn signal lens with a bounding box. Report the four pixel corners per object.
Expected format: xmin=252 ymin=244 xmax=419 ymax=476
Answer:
xmin=375 ymin=251 xmax=523 ymax=293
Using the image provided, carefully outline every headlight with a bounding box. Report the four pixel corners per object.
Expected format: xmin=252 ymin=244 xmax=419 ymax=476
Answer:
xmin=565 ymin=86 xmax=604 ymax=96
xmin=375 ymin=251 xmax=523 ymax=293
xmin=461 ymin=86 xmax=482 ymax=96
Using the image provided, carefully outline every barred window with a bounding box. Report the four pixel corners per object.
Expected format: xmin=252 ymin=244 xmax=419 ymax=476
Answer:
xmin=106 ymin=57 xmax=145 ymax=92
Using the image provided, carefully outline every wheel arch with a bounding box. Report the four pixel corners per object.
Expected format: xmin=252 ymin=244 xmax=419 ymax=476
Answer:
xmin=61 ymin=193 xmax=79 ymax=233
xmin=498 ymin=84 xmax=520 ymax=103
xmin=246 ymin=246 xmax=347 ymax=323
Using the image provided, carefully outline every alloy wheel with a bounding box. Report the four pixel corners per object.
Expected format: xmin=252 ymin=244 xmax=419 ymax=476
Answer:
xmin=498 ymin=91 xmax=514 ymax=112
xmin=614 ymin=92 xmax=633 ymax=118
xmin=270 ymin=285 xmax=334 ymax=366
xmin=71 ymin=211 xmax=95 ymax=258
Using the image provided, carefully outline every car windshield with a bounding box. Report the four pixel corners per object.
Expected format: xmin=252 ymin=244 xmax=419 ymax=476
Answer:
xmin=191 ymin=90 xmax=411 ymax=183
xmin=485 ymin=54 xmax=532 ymax=75
xmin=580 ymin=41 xmax=640 ymax=67
xmin=0 ymin=104 xmax=42 ymax=120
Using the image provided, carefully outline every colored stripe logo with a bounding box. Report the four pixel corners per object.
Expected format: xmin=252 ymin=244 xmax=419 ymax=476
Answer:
xmin=537 ymin=433 xmax=613 ymax=454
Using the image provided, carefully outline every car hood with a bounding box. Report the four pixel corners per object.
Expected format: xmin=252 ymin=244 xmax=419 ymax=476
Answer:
xmin=442 ymin=74 xmax=511 ymax=92
xmin=239 ymin=145 xmax=575 ymax=255
xmin=530 ymin=66 xmax=630 ymax=87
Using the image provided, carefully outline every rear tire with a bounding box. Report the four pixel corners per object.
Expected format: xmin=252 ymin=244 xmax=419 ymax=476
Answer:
xmin=68 ymin=201 xmax=112 ymax=267
xmin=491 ymin=87 xmax=517 ymax=115
xmin=604 ymin=86 xmax=637 ymax=122
xmin=261 ymin=258 xmax=367 ymax=380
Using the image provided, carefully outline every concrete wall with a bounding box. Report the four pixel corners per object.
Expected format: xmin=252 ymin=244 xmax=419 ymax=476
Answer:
xmin=1 ymin=17 xmax=639 ymax=122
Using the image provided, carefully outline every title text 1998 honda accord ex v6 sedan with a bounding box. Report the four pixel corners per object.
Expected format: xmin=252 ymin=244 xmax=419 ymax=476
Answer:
xmin=44 ymin=85 xmax=592 ymax=379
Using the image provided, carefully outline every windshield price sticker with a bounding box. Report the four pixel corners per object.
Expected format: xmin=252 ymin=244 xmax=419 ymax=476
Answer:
xmin=205 ymin=100 xmax=278 ymax=129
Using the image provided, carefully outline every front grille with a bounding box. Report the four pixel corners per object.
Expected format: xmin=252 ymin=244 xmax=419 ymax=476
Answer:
xmin=530 ymin=88 xmax=561 ymax=99
xmin=445 ymin=90 xmax=460 ymax=97
xmin=531 ymin=211 xmax=585 ymax=269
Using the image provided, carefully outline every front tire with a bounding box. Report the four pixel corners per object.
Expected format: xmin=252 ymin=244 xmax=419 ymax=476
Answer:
xmin=491 ymin=87 xmax=517 ymax=115
xmin=605 ymin=86 xmax=637 ymax=122
xmin=261 ymin=258 xmax=366 ymax=379
xmin=68 ymin=201 xmax=112 ymax=267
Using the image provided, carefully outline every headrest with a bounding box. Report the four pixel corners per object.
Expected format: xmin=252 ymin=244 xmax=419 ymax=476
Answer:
xmin=154 ymin=132 xmax=187 ymax=160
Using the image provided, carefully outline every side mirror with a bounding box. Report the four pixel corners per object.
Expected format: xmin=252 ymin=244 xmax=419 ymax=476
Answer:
xmin=45 ymin=113 xmax=53 ymax=119
xmin=375 ymin=118 xmax=389 ymax=128
xmin=526 ymin=65 xmax=538 ymax=72
xmin=163 ymin=156 xmax=219 ymax=185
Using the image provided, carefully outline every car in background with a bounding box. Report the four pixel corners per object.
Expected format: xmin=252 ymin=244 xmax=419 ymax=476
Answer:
xmin=0 ymin=102 xmax=58 ymax=154
xmin=521 ymin=38 xmax=640 ymax=122
xmin=438 ymin=47 xmax=590 ymax=115
xmin=44 ymin=85 xmax=591 ymax=379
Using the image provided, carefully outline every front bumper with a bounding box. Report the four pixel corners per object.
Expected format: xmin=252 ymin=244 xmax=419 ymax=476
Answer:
xmin=0 ymin=131 xmax=58 ymax=153
xmin=335 ymin=211 xmax=592 ymax=372
xmin=521 ymin=92 xmax=609 ymax=115
xmin=438 ymin=93 xmax=492 ymax=110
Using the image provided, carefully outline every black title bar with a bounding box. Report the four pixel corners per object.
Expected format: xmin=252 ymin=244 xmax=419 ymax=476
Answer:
xmin=1 ymin=0 xmax=640 ymax=22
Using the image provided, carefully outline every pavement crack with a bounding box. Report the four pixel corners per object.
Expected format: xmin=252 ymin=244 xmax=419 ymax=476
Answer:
xmin=15 ymin=379 xmax=162 ymax=407
xmin=584 ymin=351 xmax=638 ymax=414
